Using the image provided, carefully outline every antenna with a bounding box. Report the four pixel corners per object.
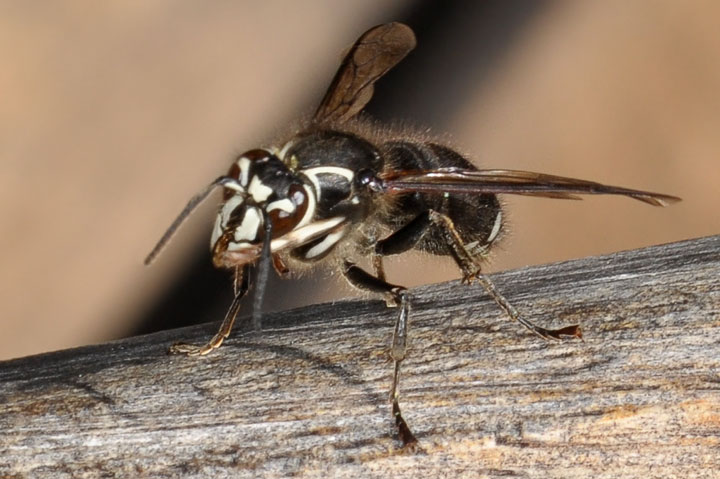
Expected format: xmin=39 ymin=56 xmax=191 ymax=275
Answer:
xmin=144 ymin=176 xmax=239 ymax=265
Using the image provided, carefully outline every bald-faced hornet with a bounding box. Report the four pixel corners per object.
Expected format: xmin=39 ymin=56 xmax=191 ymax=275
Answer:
xmin=146 ymin=23 xmax=679 ymax=445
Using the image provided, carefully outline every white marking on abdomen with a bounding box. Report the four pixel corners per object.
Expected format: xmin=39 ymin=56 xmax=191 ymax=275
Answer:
xmin=487 ymin=210 xmax=502 ymax=243
xmin=304 ymin=228 xmax=346 ymax=259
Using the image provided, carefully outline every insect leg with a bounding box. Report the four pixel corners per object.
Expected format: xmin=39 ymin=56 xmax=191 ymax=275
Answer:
xmin=375 ymin=211 xmax=432 ymax=256
xmin=272 ymin=254 xmax=290 ymax=278
xmin=372 ymin=211 xmax=433 ymax=283
xmin=428 ymin=210 xmax=582 ymax=341
xmin=170 ymin=264 xmax=251 ymax=356
xmin=343 ymin=261 xmax=418 ymax=446
xmin=371 ymin=254 xmax=387 ymax=283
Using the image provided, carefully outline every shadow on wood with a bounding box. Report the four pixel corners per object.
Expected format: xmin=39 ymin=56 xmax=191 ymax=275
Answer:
xmin=1 ymin=235 xmax=719 ymax=478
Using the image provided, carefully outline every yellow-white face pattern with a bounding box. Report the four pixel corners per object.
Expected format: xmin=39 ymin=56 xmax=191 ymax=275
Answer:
xmin=210 ymin=149 xmax=356 ymax=268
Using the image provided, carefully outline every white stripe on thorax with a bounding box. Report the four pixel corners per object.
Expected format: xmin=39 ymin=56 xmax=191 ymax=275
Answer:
xmin=302 ymin=166 xmax=354 ymax=201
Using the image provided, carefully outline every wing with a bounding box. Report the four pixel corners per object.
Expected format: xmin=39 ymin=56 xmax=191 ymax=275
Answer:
xmin=381 ymin=168 xmax=681 ymax=206
xmin=313 ymin=22 xmax=416 ymax=125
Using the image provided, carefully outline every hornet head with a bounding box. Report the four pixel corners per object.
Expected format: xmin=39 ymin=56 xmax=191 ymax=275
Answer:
xmin=210 ymin=149 xmax=315 ymax=268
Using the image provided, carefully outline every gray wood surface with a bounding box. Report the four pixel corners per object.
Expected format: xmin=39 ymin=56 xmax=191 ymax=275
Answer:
xmin=1 ymin=235 xmax=719 ymax=479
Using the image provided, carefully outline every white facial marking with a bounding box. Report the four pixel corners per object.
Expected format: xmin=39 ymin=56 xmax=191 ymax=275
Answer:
xmin=226 ymin=240 xmax=254 ymax=252
xmin=304 ymin=228 xmax=346 ymax=259
xmin=248 ymin=175 xmax=273 ymax=202
xmin=266 ymin=198 xmax=295 ymax=214
xmin=211 ymin=215 xmax=223 ymax=250
xmin=223 ymin=181 xmax=244 ymax=193
xmin=211 ymin=194 xmax=245 ymax=248
xmin=487 ymin=210 xmax=502 ymax=243
xmin=238 ymin=157 xmax=251 ymax=187
xmin=220 ymin=195 xmax=244 ymax=226
xmin=234 ymin=207 xmax=262 ymax=242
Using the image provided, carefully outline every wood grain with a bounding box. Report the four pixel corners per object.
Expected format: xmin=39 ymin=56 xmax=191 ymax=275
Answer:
xmin=1 ymin=235 xmax=719 ymax=478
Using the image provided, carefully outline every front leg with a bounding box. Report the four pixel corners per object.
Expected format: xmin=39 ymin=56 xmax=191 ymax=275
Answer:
xmin=343 ymin=261 xmax=417 ymax=447
xmin=170 ymin=264 xmax=251 ymax=356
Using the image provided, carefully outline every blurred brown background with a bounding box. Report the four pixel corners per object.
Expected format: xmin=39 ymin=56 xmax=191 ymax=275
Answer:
xmin=1 ymin=1 xmax=718 ymax=360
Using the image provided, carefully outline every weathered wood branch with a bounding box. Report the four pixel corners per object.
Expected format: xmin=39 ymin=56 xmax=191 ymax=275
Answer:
xmin=1 ymin=235 xmax=719 ymax=478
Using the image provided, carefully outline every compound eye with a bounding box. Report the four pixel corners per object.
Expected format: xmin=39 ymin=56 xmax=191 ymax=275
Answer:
xmin=267 ymin=184 xmax=308 ymax=237
xmin=222 ymin=162 xmax=241 ymax=201
xmin=226 ymin=162 xmax=240 ymax=180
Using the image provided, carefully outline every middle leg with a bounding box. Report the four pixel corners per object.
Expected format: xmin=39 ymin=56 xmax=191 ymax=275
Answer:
xmin=343 ymin=261 xmax=417 ymax=447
